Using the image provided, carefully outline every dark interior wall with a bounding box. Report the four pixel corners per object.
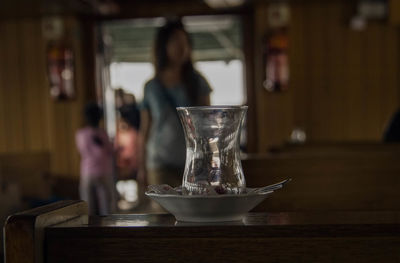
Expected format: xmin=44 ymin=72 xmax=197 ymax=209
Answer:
xmin=1 ymin=0 xmax=400 ymax=178
xmin=0 ymin=16 xmax=94 ymax=178
xmin=253 ymin=1 xmax=400 ymax=152
xmin=0 ymin=19 xmax=49 ymax=152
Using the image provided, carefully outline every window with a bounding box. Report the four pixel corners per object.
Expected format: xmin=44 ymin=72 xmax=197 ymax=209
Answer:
xmin=105 ymin=15 xmax=245 ymax=106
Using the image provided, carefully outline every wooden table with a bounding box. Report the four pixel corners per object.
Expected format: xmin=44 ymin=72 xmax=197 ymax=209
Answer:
xmin=5 ymin=201 xmax=400 ymax=262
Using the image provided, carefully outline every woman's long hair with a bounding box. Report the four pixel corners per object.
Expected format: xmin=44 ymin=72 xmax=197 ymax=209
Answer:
xmin=153 ymin=19 xmax=199 ymax=105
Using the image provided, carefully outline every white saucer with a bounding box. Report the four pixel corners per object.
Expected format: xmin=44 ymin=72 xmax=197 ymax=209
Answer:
xmin=145 ymin=190 xmax=274 ymax=222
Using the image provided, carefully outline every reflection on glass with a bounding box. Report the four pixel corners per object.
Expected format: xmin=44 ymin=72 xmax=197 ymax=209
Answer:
xmin=177 ymin=106 xmax=247 ymax=195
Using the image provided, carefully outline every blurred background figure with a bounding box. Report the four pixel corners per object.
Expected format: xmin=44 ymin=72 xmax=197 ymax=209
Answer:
xmin=115 ymin=88 xmax=140 ymax=112
xmin=114 ymin=91 xmax=141 ymax=210
xmin=115 ymin=104 xmax=140 ymax=179
xmin=139 ymin=18 xmax=212 ymax=193
xmin=76 ymin=102 xmax=116 ymax=215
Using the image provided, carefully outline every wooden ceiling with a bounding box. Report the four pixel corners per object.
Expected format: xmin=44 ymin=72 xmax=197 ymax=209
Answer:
xmin=0 ymin=0 xmax=238 ymax=19
xmin=0 ymin=0 xmax=251 ymax=19
xmin=1 ymin=0 xmax=356 ymax=19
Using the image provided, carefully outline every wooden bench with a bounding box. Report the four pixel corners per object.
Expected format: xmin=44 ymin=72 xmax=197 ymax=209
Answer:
xmin=4 ymin=200 xmax=87 ymax=263
xmin=4 ymin=201 xmax=400 ymax=263
xmin=0 ymin=152 xmax=51 ymax=200
xmin=0 ymin=152 xmax=52 ymax=262
xmin=272 ymin=142 xmax=400 ymax=155
xmin=242 ymin=146 xmax=400 ymax=211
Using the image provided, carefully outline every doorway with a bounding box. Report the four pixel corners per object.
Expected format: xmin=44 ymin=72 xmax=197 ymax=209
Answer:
xmin=97 ymin=15 xmax=245 ymax=211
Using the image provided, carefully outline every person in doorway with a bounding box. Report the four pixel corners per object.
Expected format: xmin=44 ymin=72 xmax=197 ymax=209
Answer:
xmin=139 ymin=19 xmax=212 ymax=190
xmin=76 ymin=102 xmax=116 ymax=215
xmin=115 ymin=103 xmax=141 ymax=180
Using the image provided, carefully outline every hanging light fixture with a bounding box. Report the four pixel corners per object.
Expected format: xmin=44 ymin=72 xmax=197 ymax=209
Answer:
xmin=204 ymin=0 xmax=246 ymax=9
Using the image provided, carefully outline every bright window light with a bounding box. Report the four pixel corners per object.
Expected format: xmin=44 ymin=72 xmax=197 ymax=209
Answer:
xmin=110 ymin=60 xmax=244 ymax=105
xmin=196 ymin=59 xmax=244 ymax=105
xmin=110 ymin=62 xmax=154 ymax=101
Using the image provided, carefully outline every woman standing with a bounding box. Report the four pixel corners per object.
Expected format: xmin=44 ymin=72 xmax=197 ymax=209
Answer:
xmin=139 ymin=19 xmax=212 ymax=188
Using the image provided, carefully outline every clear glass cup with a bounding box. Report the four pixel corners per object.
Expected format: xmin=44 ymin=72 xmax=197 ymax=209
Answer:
xmin=177 ymin=106 xmax=248 ymax=195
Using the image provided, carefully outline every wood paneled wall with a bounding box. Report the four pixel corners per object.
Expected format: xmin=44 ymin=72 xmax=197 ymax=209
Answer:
xmin=1 ymin=1 xmax=399 ymax=174
xmin=0 ymin=20 xmax=48 ymax=152
xmin=0 ymin=17 xmax=93 ymax=177
xmin=254 ymin=1 xmax=400 ymax=152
